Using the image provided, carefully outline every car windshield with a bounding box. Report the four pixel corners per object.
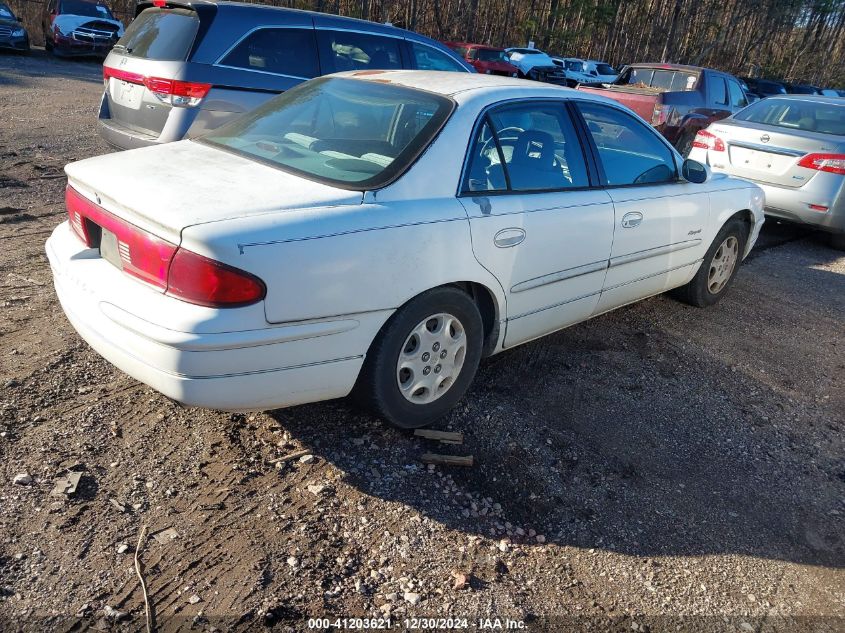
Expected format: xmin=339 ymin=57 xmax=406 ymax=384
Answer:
xmin=734 ymin=98 xmax=845 ymax=136
xmin=565 ymin=60 xmax=584 ymax=71
xmin=0 ymin=4 xmax=14 ymax=18
xmin=596 ymin=64 xmax=616 ymax=75
xmin=475 ymin=48 xmax=506 ymax=62
xmin=203 ymin=77 xmax=454 ymax=189
xmin=60 ymin=0 xmax=114 ymax=18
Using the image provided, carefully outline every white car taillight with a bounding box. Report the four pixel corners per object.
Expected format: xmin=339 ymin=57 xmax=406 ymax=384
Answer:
xmin=65 ymin=186 xmax=265 ymax=307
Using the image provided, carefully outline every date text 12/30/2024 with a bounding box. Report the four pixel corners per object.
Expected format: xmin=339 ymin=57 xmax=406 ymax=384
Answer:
xmin=307 ymin=617 xmax=528 ymax=629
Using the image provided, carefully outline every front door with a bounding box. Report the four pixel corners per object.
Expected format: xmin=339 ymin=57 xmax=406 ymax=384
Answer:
xmin=458 ymin=100 xmax=615 ymax=347
xmin=573 ymin=101 xmax=711 ymax=313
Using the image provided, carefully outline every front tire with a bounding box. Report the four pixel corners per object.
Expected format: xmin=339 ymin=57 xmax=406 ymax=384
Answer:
xmin=673 ymin=219 xmax=747 ymax=307
xmin=355 ymin=287 xmax=484 ymax=429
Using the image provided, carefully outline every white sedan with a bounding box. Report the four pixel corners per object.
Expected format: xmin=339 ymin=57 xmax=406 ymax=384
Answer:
xmin=47 ymin=72 xmax=764 ymax=428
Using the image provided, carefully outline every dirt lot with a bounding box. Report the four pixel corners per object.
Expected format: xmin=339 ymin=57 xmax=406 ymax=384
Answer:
xmin=1 ymin=51 xmax=844 ymax=632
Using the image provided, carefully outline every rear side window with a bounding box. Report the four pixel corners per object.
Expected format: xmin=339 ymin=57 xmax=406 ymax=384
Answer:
xmin=117 ymin=8 xmax=199 ymax=61
xmin=408 ymin=42 xmax=465 ymax=72
xmin=727 ymin=79 xmax=748 ymax=108
xmin=317 ymin=30 xmax=402 ymax=73
xmin=463 ymin=102 xmax=589 ymax=193
xmin=577 ymin=102 xmax=676 ymax=186
xmin=220 ymin=28 xmax=319 ymax=79
xmin=709 ymin=76 xmax=728 ymax=105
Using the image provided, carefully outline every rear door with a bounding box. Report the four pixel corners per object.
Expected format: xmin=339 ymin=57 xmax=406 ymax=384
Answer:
xmin=574 ymin=100 xmax=711 ymax=313
xmin=458 ymin=100 xmax=615 ymax=347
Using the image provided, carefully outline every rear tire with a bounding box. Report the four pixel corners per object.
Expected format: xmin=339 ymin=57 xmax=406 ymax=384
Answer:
xmin=355 ymin=287 xmax=483 ymax=429
xmin=676 ymin=130 xmax=695 ymax=157
xmin=829 ymin=232 xmax=845 ymax=251
xmin=672 ymin=219 xmax=748 ymax=307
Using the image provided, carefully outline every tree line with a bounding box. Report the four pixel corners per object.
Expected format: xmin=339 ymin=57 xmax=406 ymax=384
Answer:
xmin=10 ymin=0 xmax=845 ymax=87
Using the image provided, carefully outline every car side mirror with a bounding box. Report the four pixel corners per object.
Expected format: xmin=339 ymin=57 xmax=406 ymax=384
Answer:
xmin=682 ymin=158 xmax=710 ymax=184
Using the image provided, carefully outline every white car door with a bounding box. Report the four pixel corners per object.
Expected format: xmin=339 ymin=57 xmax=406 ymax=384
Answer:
xmin=573 ymin=101 xmax=711 ymax=314
xmin=458 ymin=100 xmax=615 ymax=347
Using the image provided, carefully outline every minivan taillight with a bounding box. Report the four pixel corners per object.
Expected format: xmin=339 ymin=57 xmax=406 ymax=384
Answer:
xmin=797 ymin=153 xmax=845 ymax=176
xmin=144 ymin=77 xmax=211 ymax=107
xmin=691 ymin=129 xmax=725 ymax=152
xmin=65 ymin=186 xmax=265 ymax=307
xmin=103 ymin=66 xmax=211 ymax=108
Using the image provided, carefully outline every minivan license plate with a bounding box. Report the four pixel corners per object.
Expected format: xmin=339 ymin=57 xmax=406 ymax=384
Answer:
xmin=110 ymin=79 xmax=142 ymax=110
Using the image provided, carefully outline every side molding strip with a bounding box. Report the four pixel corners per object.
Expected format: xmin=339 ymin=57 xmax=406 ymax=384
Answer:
xmin=609 ymin=239 xmax=702 ymax=268
xmin=511 ymin=260 xmax=608 ymax=294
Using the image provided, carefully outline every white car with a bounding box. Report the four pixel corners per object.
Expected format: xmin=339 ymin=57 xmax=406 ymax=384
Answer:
xmin=552 ymin=57 xmax=618 ymax=85
xmin=504 ymin=48 xmax=565 ymax=82
xmin=47 ymin=72 xmax=764 ymax=428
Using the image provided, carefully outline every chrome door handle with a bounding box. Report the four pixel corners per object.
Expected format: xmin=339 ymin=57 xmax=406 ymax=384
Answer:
xmin=621 ymin=212 xmax=643 ymax=228
xmin=494 ymin=228 xmax=526 ymax=248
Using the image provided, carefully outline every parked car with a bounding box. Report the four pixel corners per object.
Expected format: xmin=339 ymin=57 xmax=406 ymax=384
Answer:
xmin=98 ymin=1 xmax=471 ymax=150
xmin=742 ymin=77 xmax=788 ymax=100
xmin=688 ymin=95 xmax=844 ymax=249
xmin=784 ymin=82 xmax=821 ymax=95
xmin=443 ymin=41 xmax=518 ymax=76
xmin=48 ymin=71 xmax=764 ymax=426
xmin=0 ymin=2 xmax=29 ymax=52
xmin=577 ymin=63 xmax=751 ymax=154
xmin=504 ymin=47 xmax=566 ymax=83
xmin=551 ymin=57 xmax=617 ymax=86
xmin=42 ymin=0 xmax=123 ymax=57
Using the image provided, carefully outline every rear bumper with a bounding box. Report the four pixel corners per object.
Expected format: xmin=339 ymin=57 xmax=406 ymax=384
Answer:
xmin=46 ymin=222 xmax=368 ymax=411
xmin=689 ymin=147 xmax=845 ymax=234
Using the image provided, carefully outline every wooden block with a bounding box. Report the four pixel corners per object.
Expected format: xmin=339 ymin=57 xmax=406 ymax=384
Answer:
xmin=420 ymin=453 xmax=474 ymax=467
xmin=414 ymin=429 xmax=464 ymax=444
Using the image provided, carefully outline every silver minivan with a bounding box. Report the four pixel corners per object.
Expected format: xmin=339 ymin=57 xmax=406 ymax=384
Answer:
xmin=98 ymin=0 xmax=472 ymax=149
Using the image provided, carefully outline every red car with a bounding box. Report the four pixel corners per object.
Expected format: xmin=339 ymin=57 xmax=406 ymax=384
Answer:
xmin=443 ymin=42 xmax=518 ymax=77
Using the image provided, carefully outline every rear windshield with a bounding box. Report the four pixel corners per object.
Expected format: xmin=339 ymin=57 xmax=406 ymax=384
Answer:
xmin=734 ymin=98 xmax=845 ymax=136
xmin=617 ymin=67 xmax=698 ymax=91
xmin=202 ymin=77 xmax=455 ymax=189
xmin=758 ymin=80 xmax=786 ymax=94
xmin=60 ymin=0 xmax=114 ymax=18
xmin=115 ymin=7 xmax=198 ymax=61
xmin=474 ymin=48 xmax=506 ymax=62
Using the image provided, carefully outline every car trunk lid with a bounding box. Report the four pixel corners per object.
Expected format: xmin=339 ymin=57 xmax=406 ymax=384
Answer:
xmin=710 ymin=119 xmax=844 ymax=188
xmin=64 ymin=140 xmax=364 ymax=244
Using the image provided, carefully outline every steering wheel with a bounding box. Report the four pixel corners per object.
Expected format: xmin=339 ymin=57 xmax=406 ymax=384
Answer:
xmin=480 ymin=126 xmax=524 ymax=158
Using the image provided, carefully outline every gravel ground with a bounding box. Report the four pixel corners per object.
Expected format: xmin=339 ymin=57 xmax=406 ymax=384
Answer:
xmin=1 ymin=51 xmax=843 ymax=633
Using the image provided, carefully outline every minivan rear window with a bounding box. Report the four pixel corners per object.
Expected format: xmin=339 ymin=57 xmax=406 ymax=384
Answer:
xmin=115 ymin=8 xmax=199 ymax=61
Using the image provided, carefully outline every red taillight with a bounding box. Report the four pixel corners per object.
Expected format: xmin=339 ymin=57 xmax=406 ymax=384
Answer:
xmin=66 ymin=186 xmax=177 ymax=289
xmin=797 ymin=153 xmax=845 ymax=176
xmin=103 ymin=66 xmax=211 ymax=108
xmin=651 ymin=104 xmax=670 ymax=127
xmin=691 ymin=129 xmax=725 ymax=152
xmin=65 ymin=186 xmax=265 ymax=307
xmin=167 ymin=249 xmax=266 ymax=308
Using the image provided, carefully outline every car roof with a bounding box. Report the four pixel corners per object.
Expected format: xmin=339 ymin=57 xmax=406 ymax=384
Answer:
xmin=332 ymin=69 xmax=621 ymax=104
xmin=145 ymin=0 xmax=426 ymax=37
xmin=628 ymin=62 xmax=705 ymax=72
xmin=759 ymin=94 xmax=844 ymax=105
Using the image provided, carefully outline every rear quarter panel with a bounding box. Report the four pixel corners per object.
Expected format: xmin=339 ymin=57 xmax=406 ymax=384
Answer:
xmin=180 ymin=199 xmax=505 ymax=326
